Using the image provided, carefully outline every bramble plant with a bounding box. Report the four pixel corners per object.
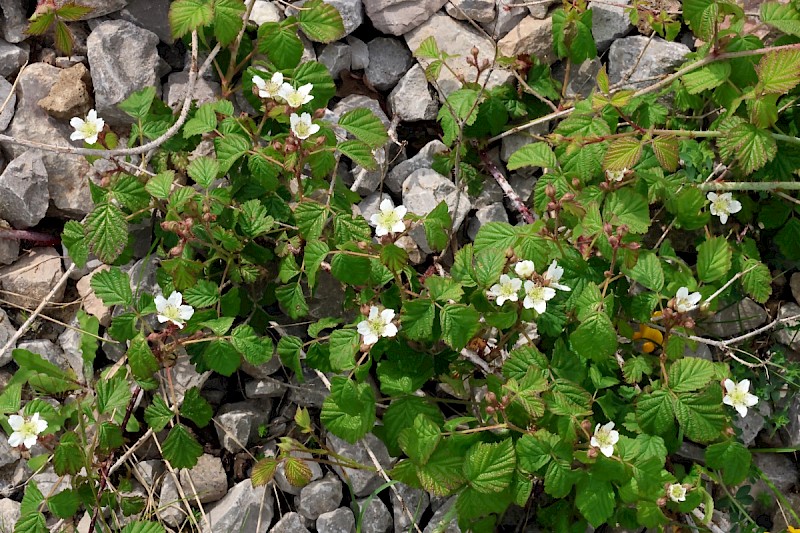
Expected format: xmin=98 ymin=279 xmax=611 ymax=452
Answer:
xmin=4 ymin=0 xmax=800 ymax=531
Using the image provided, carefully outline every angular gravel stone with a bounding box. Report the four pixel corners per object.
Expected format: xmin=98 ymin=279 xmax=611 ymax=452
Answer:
xmin=317 ymin=507 xmax=356 ymax=533
xmin=271 ymin=511 xmax=311 ymax=533
xmin=528 ymin=0 xmax=557 ymax=18
xmin=0 ymin=151 xmax=49 ymax=229
xmin=215 ymin=400 xmax=271 ymax=452
xmin=423 ymin=497 xmax=459 ymax=533
xmin=774 ymin=303 xmax=800 ymax=351
xmin=319 ymin=42 xmax=352 ymax=79
xmin=0 ymin=39 xmax=26 ymax=77
xmin=202 ymin=479 xmax=274 ymax=533
xmin=245 ymin=377 xmax=288 ymax=398
xmin=497 ymin=15 xmax=554 ymax=63
xmin=347 ymin=36 xmax=369 ymax=70
xmin=114 ymin=0 xmax=173 ymax=43
xmin=700 ymin=298 xmax=768 ymax=338
xmin=482 ymin=0 xmax=528 ymax=39
xmin=0 ymin=433 xmax=20 ymax=469
xmin=2 ymin=63 xmax=91 ymax=216
xmin=357 ymin=497 xmax=392 ymax=533
xmin=590 ymin=0 xmax=632 ymax=50
xmin=467 ymin=203 xmax=509 ymax=240
xmin=251 ymin=0 xmax=283 ymax=25
xmin=71 ymin=0 xmax=128 ymax=18
xmin=37 ymin=63 xmax=93 ymax=120
xmin=608 ymin=36 xmax=690 ymax=89
xmin=386 ymin=140 xmax=448 ymax=194
xmin=296 ymin=475 xmax=343 ymax=520
xmin=406 ymin=12 xmax=512 ymax=97
xmin=0 ymin=308 xmax=16 ymax=366
xmin=365 ymin=37 xmax=413 ymax=91
xmin=163 ymin=71 xmax=221 ymax=110
xmin=364 ymin=0 xmax=448 ymax=36
xmin=0 ymin=248 xmax=65 ymax=310
xmin=0 ymin=0 xmax=26 ymax=43
xmin=180 ymin=454 xmax=228 ymax=504
xmin=388 ymin=64 xmax=438 ymax=122
xmin=0 ymin=77 xmax=15 ymax=131
xmin=445 ymin=0 xmax=496 ymax=22
xmin=87 ymin=20 xmax=161 ymax=124
xmin=0 ymin=498 xmax=20 ymax=531
xmin=403 ymin=168 xmax=472 ymax=253
xmin=328 ymin=433 xmax=392 ymax=497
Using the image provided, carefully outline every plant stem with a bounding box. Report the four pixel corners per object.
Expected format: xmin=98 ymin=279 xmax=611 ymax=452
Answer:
xmin=478 ymin=150 xmax=535 ymax=224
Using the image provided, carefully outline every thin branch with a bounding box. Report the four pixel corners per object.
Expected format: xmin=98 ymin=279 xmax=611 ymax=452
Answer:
xmin=479 ymin=150 xmax=535 ymax=224
xmin=654 ymin=312 xmax=800 ymax=349
xmin=697 ymin=181 xmax=800 ymax=191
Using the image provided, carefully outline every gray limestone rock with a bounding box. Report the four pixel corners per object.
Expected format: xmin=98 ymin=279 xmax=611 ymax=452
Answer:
xmin=497 ymin=15 xmax=554 ymax=64
xmin=423 ymin=497 xmax=459 ymax=533
xmin=333 ymin=94 xmax=391 ymax=129
xmin=180 ymin=454 xmax=228 ymax=504
xmin=1 ymin=63 xmax=91 ymax=216
xmin=403 ymin=168 xmax=471 ymax=253
xmin=163 ymin=71 xmax=221 ymax=110
xmin=0 ymin=78 xmax=15 ymax=131
xmin=406 ymin=12 xmax=513 ymax=97
xmin=347 ymin=36 xmax=369 ymax=70
xmin=752 ymin=453 xmax=798 ymax=495
xmin=215 ymin=400 xmax=271 ymax=452
xmin=733 ymin=401 xmax=770 ymax=447
xmin=317 ymin=508 xmax=356 ymax=533
xmin=467 ymin=203 xmax=509 ymax=240
xmin=0 ymin=248 xmax=65 ymax=311
xmin=325 ymin=0 xmax=364 ymax=35
xmin=202 ymin=479 xmax=274 ymax=533
xmin=357 ymin=497 xmax=392 ymax=533
xmin=71 ymin=0 xmax=128 ymax=19
xmin=271 ymin=511 xmax=311 ymax=533
xmin=608 ymin=36 xmax=690 ymax=90
xmin=296 ymin=475 xmax=343 ymax=520
xmin=319 ymin=42 xmax=352 ymax=80
xmin=0 ymin=151 xmax=49 ymax=229
xmin=590 ymin=0 xmax=632 ymax=50
xmin=0 ymin=498 xmax=20 ymax=532
xmin=0 ymin=308 xmax=16 ymax=366
xmin=527 ymin=0 xmax=557 ymax=18
xmin=700 ymin=298 xmax=768 ymax=338
xmin=364 ymin=0 xmax=448 ymax=36
xmin=774 ymin=303 xmax=800 ymax=352
xmin=482 ymin=0 xmax=527 ymax=39
xmin=386 ymin=140 xmax=448 ymax=194
xmin=289 ymin=368 xmax=330 ymax=408
xmin=446 ymin=0 xmax=496 ymax=22
xmin=114 ymin=0 xmax=173 ymax=43
xmin=328 ymin=433 xmax=392 ymax=497
xmin=365 ymin=37 xmax=413 ymax=91
xmin=245 ymin=377 xmax=288 ymax=398
xmin=388 ymin=64 xmax=438 ymax=122
xmin=251 ymin=0 xmax=283 ymax=26
xmin=0 ymin=434 xmax=19 ymax=469
xmin=0 ymin=39 xmax=26 ymax=77
xmin=0 ymin=0 xmax=28 ymax=43
xmin=87 ymin=20 xmax=161 ymax=124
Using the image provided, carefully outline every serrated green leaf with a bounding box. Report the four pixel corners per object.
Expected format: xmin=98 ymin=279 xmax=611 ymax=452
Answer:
xmin=47 ymin=489 xmax=81 ymax=519
xmin=329 ymin=328 xmax=360 ymax=371
xmin=180 ymin=387 xmax=213 ymax=428
xmin=400 ymin=299 xmax=436 ymax=341
xmin=128 ymin=334 xmax=159 ymax=382
xmin=145 ymin=171 xmax=175 ymax=199
xmin=187 ymin=156 xmax=220 ymax=188
xmin=705 ymin=440 xmax=751 ymax=485
xmin=144 ymin=395 xmax=173 ymax=432
xmin=440 ymin=304 xmax=480 ymax=351
xmin=544 ymin=458 xmax=574 ymax=498
xmin=338 ymin=139 xmax=377 ymax=170
xmin=761 ymin=1 xmax=800 ymax=36
xmin=118 ymin=87 xmax=156 ymax=121
xmin=717 ymin=118 xmax=776 ymax=175
xmin=183 ymin=280 xmax=220 ymax=308
xmin=321 ymin=376 xmax=376 ymax=443
xmin=424 ymin=201 xmax=451 ymax=252
xmin=258 ymin=23 xmax=303 ymax=69
xmin=464 ymin=439 xmax=515 ymax=493
xmin=61 ymin=220 xmax=88 ymax=269
xmin=169 ymin=0 xmax=214 ymax=39
xmin=675 ymin=386 xmax=726 ymax=443
xmin=444 ymin=88 xmax=480 ymax=126
xmin=652 ymin=135 xmax=679 ymax=172
xmin=214 ymin=133 xmax=250 ymax=172
xmin=162 ymin=424 xmax=203 ymax=469
xmin=330 ymin=253 xmax=371 ymax=285
xmin=53 ymin=20 xmax=73 ymax=56
xmin=90 ymin=267 xmax=132 ymax=307
xmin=276 ymin=282 xmax=308 ymax=319
xmin=121 ymin=522 xmax=167 ymax=533
xmin=251 ymin=457 xmax=279 ymax=487
xmin=213 ymin=0 xmax=245 ymax=46
xmin=623 ymin=251 xmax=664 ymax=292
xmin=604 ymin=189 xmax=650 ymax=233
xmin=669 ymin=357 xmax=715 ymax=393
xmin=294 ymin=201 xmax=327 ymax=240
xmin=183 ymin=103 xmax=218 ymax=137
xmin=293 ymin=60 xmax=336 ymax=108
xmin=53 ymin=432 xmax=84 ymax=476
xmin=740 ymin=258 xmax=772 ymax=303
xmin=682 ymin=62 xmax=730 ymax=94
xmin=683 ymin=0 xmax=719 ymax=41
xmin=507 ymin=142 xmax=558 ymax=171
xmin=398 ymin=414 xmax=441 ymax=465
xmin=570 ymin=312 xmax=617 ymax=363
xmin=85 ymin=203 xmax=128 ymax=263
xmin=576 ymin=476 xmax=615 ymax=527
xmin=603 ymin=137 xmax=643 ymax=171
xmin=757 ymin=49 xmax=800 ymax=93
xmin=636 ymin=389 xmax=674 ymax=434
xmin=697 ymin=236 xmax=732 ymax=283
xmin=338 ymin=108 xmax=388 ymax=149
xmin=97 ymin=375 xmax=132 ymax=415
xmin=552 ymin=8 xmax=597 ymax=63
xmin=297 ymin=0 xmax=345 ymax=42
xmin=202 ymin=339 xmax=240 ymax=376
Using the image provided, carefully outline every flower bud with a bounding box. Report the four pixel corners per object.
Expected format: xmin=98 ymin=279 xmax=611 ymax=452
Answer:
xmin=626 ymin=242 xmax=640 ymax=250
xmin=572 ymin=178 xmax=581 ymax=188
xmin=546 ymin=201 xmax=557 ymax=211
xmin=471 ymin=46 xmax=480 ymax=57
xmin=608 ymin=236 xmax=619 ymax=248
xmin=684 ymin=318 xmax=695 ymax=329
xmin=587 ymin=448 xmax=598 ymax=459
xmin=562 ymin=193 xmax=575 ymax=202
xmin=656 ymin=497 xmax=667 ymax=507
xmin=545 ymin=183 xmax=556 ymax=198
xmin=580 ymin=419 xmax=592 ymax=432
xmin=486 ymin=391 xmax=497 ymax=404
xmin=486 ymin=405 xmax=496 ymax=415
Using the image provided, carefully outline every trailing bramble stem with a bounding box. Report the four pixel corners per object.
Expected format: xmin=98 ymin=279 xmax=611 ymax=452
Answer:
xmin=479 ymin=150 xmax=535 ymax=224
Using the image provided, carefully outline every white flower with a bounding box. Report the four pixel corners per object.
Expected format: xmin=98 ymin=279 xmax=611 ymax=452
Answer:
xmin=590 ymin=421 xmax=619 ymax=458
xmin=369 ymin=198 xmax=407 ymax=237
xmin=69 ymin=109 xmax=104 ymax=145
xmin=155 ymin=291 xmax=194 ymax=329
xmin=723 ymin=378 xmax=759 ymax=417
xmin=278 ymin=82 xmax=314 ymax=108
xmin=674 ymin=286 xmax=701 ymax=313
xmin=667 ymin=483 xmax=687 ymax=503
xmin=707 ymin=192 xmax=742 ymax=224
xmin=7 ymin=413 xmax=47 ymax=449
xmin=606 ymin=168 xmax=627 ymax=182
xmin=543 ymin=260 xmax=571 ymax=291
xmin=252 ymin=71 xmax=284 ymax=99
xmin=487 ymin=275 xmax=522 ymax=306
xmin=522 ymin=280 xmax=556 ymax=313
xmin=357 ymin=306 xmax=398 ymax=345
xmin=289 ymin=112 xmax=320 ymax=140
xmin=514 ymin=260 xmax=536 ymax=278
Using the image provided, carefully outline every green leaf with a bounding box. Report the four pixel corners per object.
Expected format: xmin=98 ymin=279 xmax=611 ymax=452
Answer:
xmin=474 ymin=248 xmax=507 ymax=287
xmin=90 ymin=267 xmax=132 ymax=307
xmin=401 ymin=299 xmax=436 ymax=341
xmin=576 ymin=476 xmax=615 ymax=527
xmin=53 ymin=20 xmax=73 ymax=56
xmin=622 ymin=251 xmax=664 ymax=292
xmin=717 ymin=118 xmax=776 ymax=174
xmin=144 ymin=395 xmax=173 ymax=432
xmin=424 ymin=201 xmax=452 ymax=252
xmin=604 ymin=189 xmax=650 ymax=233
xmin=380 ymin=244 xmax=408 ymax=272
xmin=27 ymin=10 xmax=55 ymax=36
xmin=697 ymin=236 xmax=732 ymax=283
xmin=276 ymin=282 xmax=308 ymax=319
xmin=183 ymin=280 xmax=220 ymax=308
xmin=213 ymin=0 xmax=245 ymax=46
xmin=757 ymin=49 xmax=800 ymax=93
xmin=675 ymin=386 xmax=727 ymax=443
xmin=682 ymin=62 xmax=730 ymax=94
xmin=761 ymin=1 xmax=800 ymax=36
xmin=180 ymin=387 xmax=213 ymax=428
xmin=162 ymin=424 xmax=203 ymax=469
xmin=203 ymin=340 xmax=241 ymax=376
xmin=183 ymin=103 xmax=218 ymax=138
xmin=53 ymin=432 xmax=84 ymax=476
xmin=570 ymin=312 xmax=617 ymax=363
xmin=652 ymin=135 xmax=679 ymax=172
xmin=544 ymin=458 xmax=575 ymax=498
xmin=128 ymin=334 xmax=159 ymax=382
xmin=440 ymin=304 xmax=480 ymax=351
xmin=683 ymin=0 xmax=719 ymax=41
xmin=338 ymin=108 xmax=388 ymax=149
xmin=61 ymin=220 xmax=88 ymax=269
xmin=382 ymin=397 xmax=443 ymax=457
xmin=231 ymin=324 xmax=273 ymax=366
xmin=0 ymin=382 xmax=21 ymax=414
xmin=294 ymin=201 xmax=327 ymax=240
xmin=444 ymin=88 xmax=480 ymax=126
xmin=47 ymin=489 xmax=81 ymax=519
xmin=238 ymin=199 xmax=274 ymax=238
xmin=398 ymin=414 xmax=441 ymax=465
xmin=329 ymin=329 xmax=361 ymax=371
xmin=603 ymin=137 xmax=643 ymax=171
xmin=464 ymin=439 xmax=516 ymax=493
xmin=297 ymin=0 xmax=345 ymax=42
xmin=293 ymin=60 xmax=336 ymax=108
xmin=13 ymin=511 xmax=47 ymax=533
xmin=636 ymin=389 xmax=675 ymax=434
xmin=321 ymin=377 xmax=376 ymax=443
xmin=251 ymin=457 xmax=279 ymax=487
xmin=121 ymin=522 xmax=167 ymax=533
xmin=425 ymin=277 xmax=463 ymax=303
xmin=215 ymin=133 xmax=250 ymax=172
xmin=669 ymin=358 xmax=715 ymax=393
xmin=304 ymin=240 xmax=329 ymax=288
xmin=258 ymin=23 xmax=303 ymax=69
xmin=187 ymin=156 xmax=220 ymax=189
xmin=705 ymin=440 xmax=751 ymax=485
xmin=97 ymin=375 xmax=132 ymax=415
xmin=507 ymin=142 xmax=558 ymax=171
xmin=85 ymin=203 xmax=128 ymax=263
xmin=330 ymin=253 xmax=371 ymax=286
xmin=118 ymin=87 xmax=156 ymax=121
xmin=740 ymin=258 xmax=772 ymax=304
xmin=338 ymin=139 xmax=377 ymax=170
xmin=145 ymin=171 xmax=175 ymax=199
xmin=169 ymin=0 xmax=214 ymax=39
xmin=545 ymin=380 xmax=592 ymax=417
xmin=776 ymin=217 xmax=800 ymax=260
xmin=552 ymin=8 xmax=597 ymax=63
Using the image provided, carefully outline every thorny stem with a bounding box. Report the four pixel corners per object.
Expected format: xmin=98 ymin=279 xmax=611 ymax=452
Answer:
xmin=478 ymin=150 xmax=535 ymax=224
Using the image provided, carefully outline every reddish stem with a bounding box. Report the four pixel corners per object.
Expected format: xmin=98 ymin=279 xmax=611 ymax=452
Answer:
xmin=479 ymin=150 xmax=536 ymax=225
xmin=0 ymin=228 xmax=60 ymax=246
